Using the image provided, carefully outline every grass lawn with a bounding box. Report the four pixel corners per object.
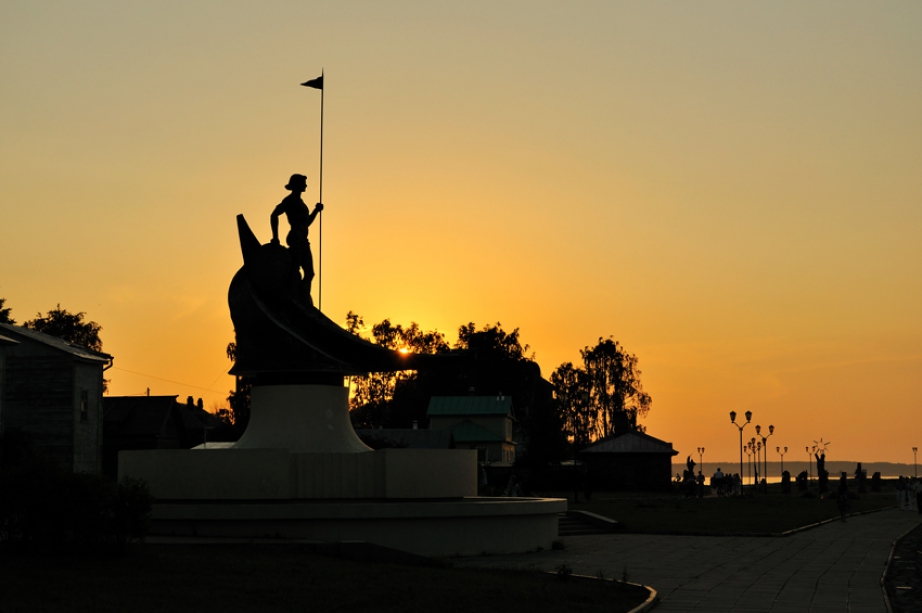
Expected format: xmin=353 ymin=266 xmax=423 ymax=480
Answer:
xmin=545 ymin=488 xmax=896 ymax=535
xmin=0 ymin=544 xmax=650 ymax=613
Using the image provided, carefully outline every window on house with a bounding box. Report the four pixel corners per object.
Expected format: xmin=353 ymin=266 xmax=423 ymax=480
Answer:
xmin=80 ymin=390 xmax=88 ymax=422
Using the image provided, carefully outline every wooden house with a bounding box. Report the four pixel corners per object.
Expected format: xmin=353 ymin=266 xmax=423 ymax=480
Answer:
xmin=580 ymin=430 xmax=679 ymax=491
xmin=0 ymin=322 xmax=112 ymax=472
xmin=427 ymin=395 xmax=515 ymax=463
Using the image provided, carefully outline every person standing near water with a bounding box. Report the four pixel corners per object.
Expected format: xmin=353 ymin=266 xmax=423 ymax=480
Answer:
xmin=270 ymin=174 xmax=323 ymax=306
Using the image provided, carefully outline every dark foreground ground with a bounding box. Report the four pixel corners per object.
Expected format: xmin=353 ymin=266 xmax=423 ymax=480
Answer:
xmin=0 ymin=544 xmax=650 ymax=613
xmin=885 ymin=520 xmax=922 ymax=613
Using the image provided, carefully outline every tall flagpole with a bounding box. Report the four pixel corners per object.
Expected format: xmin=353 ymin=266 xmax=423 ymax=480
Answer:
xmin=318 ymin=69 xmax=324 ymax=311
xmin=301 ymin=71 xmax=324 ymax=310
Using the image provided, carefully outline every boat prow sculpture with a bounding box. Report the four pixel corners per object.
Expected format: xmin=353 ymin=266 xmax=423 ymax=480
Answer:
xmin=229 ymin=214 xmax=456 ymax=380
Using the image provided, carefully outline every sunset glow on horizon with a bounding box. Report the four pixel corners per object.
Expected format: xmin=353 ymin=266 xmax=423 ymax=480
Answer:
xmin=2 ymin=2 xmax=919 ymax=464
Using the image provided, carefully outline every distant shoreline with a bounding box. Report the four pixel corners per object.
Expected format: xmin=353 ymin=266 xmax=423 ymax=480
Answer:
xmin=673 ymin=460 xmax=918 ymax=479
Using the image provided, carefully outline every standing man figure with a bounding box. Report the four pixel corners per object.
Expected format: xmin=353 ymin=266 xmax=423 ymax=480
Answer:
xmin=271 ymin=174 xmax=323 ymax=306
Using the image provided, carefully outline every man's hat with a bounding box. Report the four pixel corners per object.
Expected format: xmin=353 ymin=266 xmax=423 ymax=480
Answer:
xmin=285 ymin=174 xmax=307 ymax=190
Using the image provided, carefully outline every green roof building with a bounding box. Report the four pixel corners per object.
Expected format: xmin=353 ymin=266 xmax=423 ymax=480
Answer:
xmin=427 ymin=395 xmax=515 ymax=463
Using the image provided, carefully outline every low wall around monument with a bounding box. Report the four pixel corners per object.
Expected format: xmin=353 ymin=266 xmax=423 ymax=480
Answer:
xmin=150 ymin=497 xmax=567 ymax=557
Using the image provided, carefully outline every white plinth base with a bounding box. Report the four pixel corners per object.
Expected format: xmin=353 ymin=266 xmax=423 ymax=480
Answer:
xmin=234 ymin=385 xmax=371 ymax=453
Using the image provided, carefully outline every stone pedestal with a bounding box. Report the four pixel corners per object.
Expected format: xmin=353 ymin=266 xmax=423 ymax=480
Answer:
xmin=234 ymin=385 xmax=370 ymax=453
xmin=120 ymin=383 xmax=477 ymax=500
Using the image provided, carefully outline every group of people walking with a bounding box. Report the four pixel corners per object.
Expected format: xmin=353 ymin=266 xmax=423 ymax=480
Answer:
xmin=675 ymin=467 xmax=742 ymax=497
xmin=710 ymin=468 xmax=741 ymax=497
xmin=896 ymin=476 xmax=921 ymax=512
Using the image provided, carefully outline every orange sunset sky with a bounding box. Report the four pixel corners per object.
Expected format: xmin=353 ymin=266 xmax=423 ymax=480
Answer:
xmin=1 ymin=3 xmax=919 ymax=464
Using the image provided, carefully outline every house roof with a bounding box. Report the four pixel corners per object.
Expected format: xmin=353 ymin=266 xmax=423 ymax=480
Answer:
xmin=450 ymin=419 xmax=504 ymax=443
xmin=581 ymin=430 xmax=679 ymax=456
xmin=0 ymin=322 xmax=112 ymax=363
xmin=176 ymin=401 xmax=226 ymax=430
xmin=104 ymin=395 xmax=224 ymax=437
xmin=427 ymin=395 xmax=513 ymax=418
xmin=104 ymin=395 xmax=178 ymax=437
xmin=355 ymin=429 xmax=454 ymax=449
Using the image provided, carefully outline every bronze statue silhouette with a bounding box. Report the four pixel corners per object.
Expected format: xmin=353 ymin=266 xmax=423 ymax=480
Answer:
xmin=815 ymin=451 xmax=828 ymax=493
xmin=270 ymin=174 xmax=323 ymax=306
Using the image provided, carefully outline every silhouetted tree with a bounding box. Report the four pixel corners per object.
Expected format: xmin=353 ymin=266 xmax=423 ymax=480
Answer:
xmin=456 ymin=322 xmax=532 ymax=362
xmin=0 ymin=297 xmax=14 ymax=324
xmin=552 ymin=337 xmax=651 ymax=449
xmin=347 ymin=312 xmax=450 ymax=428
xmin=23 ymin=305 xmax=103 ymax=352
xmin=582 ymin=338 xmax=650 ymax=438
xmin=222 ymin=340 xmax=251 ymax=436
xmin=349 ymin=319 xmax=566 ymax=465
xmin=22 ymin=305 xmax=108 ymax=391
xmin=551 ymin=362 xmax=593 ymax=449
xmin=515 ymin=379 xmax=568 ymax=467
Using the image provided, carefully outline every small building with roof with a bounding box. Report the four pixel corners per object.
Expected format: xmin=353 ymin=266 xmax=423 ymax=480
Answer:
xmin=427 ymin=395 xmax=515 ymax=463
xmin=102 ymin=395 xmax=226 ymax=478
xmin=580 ymin=430 xmax=679 ymax=491
xmin=0 ymin=322 xmax=112 ymax=472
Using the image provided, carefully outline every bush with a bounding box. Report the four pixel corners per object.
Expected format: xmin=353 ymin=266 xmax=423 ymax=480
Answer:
xmin=0 ymin=460 xmax=153 ymax=554
xmin=114 ymin=477 xmax=154 ymax=547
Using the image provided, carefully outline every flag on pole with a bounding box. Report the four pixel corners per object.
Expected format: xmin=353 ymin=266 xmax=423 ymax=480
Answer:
xmin=301 ymin=70 xmax=324 ymax=308
xmin=301 ymin=75 xmax=323 ymax=89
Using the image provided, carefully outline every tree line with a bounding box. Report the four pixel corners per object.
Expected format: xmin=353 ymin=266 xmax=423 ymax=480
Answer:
xmin=343 ymin=313 xmax=652 ymax=466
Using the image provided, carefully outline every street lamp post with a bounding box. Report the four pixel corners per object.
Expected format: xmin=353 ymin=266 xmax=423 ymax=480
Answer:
xmin=745 ymin=444 xmax=753 ymax=487
xmin=730 ymin=411 xmax=752 ymax=495
xmin=913 ymin=447 xmax=918 ymax=478
xmin=755 ymin=439 xmax=762 ymax=488
xmin=763 ymin=425 xmax=774 ymax=490
xmin=807 ymin=446 xmax=812 ymax=481
xmin=755 ymin=425 xmax=773 ymax=491
xmin=777 ymin=446 xmax=787 ymax=477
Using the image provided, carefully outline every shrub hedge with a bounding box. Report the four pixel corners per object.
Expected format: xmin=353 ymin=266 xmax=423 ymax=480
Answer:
xmin=0 ymin=459 xmax=153 ymax=554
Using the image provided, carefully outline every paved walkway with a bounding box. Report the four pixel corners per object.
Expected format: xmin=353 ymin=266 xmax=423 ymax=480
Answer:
xmin=456 ymin=509 xmax=922 ymax=613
